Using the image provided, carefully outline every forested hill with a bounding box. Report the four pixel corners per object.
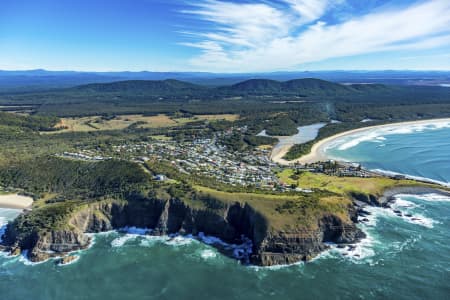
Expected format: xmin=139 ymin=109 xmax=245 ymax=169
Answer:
xmin=72 ymin=77 xmax=388 ymax=97
xmin=1 ymin=77 xmax=450 ymax=117
xmin=3 ymin=77 xmax=392 ymax=99
xmin=73 ymin=79 xmax=204 ymax=95
xmin=221 ymin=78 xmax=389 ymax=96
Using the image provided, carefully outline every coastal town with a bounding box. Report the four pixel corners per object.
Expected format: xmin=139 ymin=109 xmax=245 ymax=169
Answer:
xmin=58 ymin=128 xmax=383 ymax=192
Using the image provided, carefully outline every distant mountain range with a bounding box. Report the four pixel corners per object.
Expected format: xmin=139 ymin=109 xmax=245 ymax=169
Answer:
xmin=0 ymin=69 xmax=449 ymax=93
xmin=3 ymin=76 xmax=450 ymax=118
xmin=70 ymin=78 xmax=390 ymax=98
xmin=75 ymin=79 xmax=202 ymax=94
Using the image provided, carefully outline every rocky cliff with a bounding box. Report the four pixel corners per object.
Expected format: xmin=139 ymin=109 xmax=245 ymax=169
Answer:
xmin=2 ymin=195 xmax=364 ymax=266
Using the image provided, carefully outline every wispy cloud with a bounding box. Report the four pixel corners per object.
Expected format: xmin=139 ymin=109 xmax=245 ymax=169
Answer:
xmin=180 ymin=0 xmax=450 ymax=72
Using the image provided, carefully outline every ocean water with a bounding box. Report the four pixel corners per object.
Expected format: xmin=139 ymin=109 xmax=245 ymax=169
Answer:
xmin=1 ymin=121 xmax=450 ymax=299
xmin=324 ymin=120 xmax=450 ymax=186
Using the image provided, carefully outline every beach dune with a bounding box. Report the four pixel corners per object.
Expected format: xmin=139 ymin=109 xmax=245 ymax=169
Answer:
xmin=0 ymin=194 xmax=33 ymax=209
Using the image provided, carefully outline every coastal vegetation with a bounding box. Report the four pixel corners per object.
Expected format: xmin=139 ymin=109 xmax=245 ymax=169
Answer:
xmin=2 ymin=78 xmax=450 ymax=122
xmin=277 ymin=169 xmax=428 ymax=197
xmin=0 ymin=156 xmax=150 ymax=198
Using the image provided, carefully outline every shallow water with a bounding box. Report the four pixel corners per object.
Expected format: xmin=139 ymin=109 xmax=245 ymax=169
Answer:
xmin=271 ymin=123 xmax=326 ymax=154
xmin=1 ymin=120 xmax=450 ymax=299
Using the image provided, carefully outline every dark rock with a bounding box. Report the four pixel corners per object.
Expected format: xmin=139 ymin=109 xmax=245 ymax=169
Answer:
xmin=358 ymin=209 xmax=371 ymax=216
xmin=58 ymin=255 xmax=78 ymax=265
xmin=350 ymin=192 xmax=380 ymax=206
xmin=10 ymin=247 xmax=21 ymax=256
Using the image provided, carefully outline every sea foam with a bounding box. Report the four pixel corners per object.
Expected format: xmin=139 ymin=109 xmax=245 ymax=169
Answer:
xmin=324 ymin=192 xmax=439 ymax=264
xmin=371 ymin=169 xmax=450 ymax=187
xmin=330 ymin=120 xmax=450 ymax=151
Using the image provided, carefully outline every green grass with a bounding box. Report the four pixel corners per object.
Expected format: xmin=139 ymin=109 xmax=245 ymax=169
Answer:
xmin=194 ymin=185 xmax=351 ymax=230
xmin=277 ymin=169 xmax=431 ymax=197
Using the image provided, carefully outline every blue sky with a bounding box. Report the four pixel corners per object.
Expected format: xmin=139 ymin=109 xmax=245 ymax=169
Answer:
xmin=1 ymin=0 xmax=450 ymax=72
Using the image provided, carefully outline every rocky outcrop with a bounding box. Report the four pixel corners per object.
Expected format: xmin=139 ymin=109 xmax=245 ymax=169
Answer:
xmin=251 ymin=213 xmax=365 ymax=266
xmin=349 ymin=191 xmax=380 ymax=206
xmin=58 ymin=255 xmax=78 ymax=265
xmin=2 ymin=196 xmax=364 ymax=266
xmin=29 ymin=230 xmax=90 ymax=262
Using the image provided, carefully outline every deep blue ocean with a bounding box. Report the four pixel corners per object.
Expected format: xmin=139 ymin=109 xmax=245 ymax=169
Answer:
xmin=1 ymin=120 xmax=449 ymax=300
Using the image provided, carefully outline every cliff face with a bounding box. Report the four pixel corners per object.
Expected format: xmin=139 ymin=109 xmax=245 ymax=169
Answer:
xmin=253 ymin=213 xmax=364 ymax=266
xmin=3 ymin=196 xmax=364 ymax=266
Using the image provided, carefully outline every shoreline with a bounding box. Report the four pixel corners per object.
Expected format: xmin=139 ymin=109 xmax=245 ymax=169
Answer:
xmin=0 ymin=194 xmax=33 ymax=209
xmin=273 ymin=117 xmax=450 ymax=165
xmin=378 ymin=186 xmax=450 ymax=205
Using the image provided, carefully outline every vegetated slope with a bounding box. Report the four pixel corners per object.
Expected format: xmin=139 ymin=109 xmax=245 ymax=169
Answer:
xmin=73 ymin=78 xmax=362 ymax=97
xmin=0 ymin=156 xmax=150 ymax=198
xmin=221 ymin=78 xmax=370 ymax=96
xmin=1 ymin=77 xmax=393 ymax=104
xmin=227 ymin=79 xmax=283 ymax=94
xmin=2 ymin=78 xmax=450 ymax=119
xmin=73 ymin=79 xmax=204 ymax=95
xmin=0 ymin=112 xmax=58 ymax=131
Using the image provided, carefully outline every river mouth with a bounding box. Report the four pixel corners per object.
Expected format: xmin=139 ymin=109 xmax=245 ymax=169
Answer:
xmin=258 ymin=123 xmax=326 ymax=163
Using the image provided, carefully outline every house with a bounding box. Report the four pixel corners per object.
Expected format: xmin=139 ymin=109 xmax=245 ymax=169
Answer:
xmin=154 ymin=174 xmax=166 ymax=181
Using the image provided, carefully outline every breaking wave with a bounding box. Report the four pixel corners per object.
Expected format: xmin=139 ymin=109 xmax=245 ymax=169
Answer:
xmin=371 ymin=169 xmax=450 ymax=187
xmin=327 ymin=120 xmax=450 ymax=151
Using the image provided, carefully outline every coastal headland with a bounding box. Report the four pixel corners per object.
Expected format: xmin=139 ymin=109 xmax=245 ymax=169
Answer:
xmin=1 ymin=157 xmax=447 ymax=266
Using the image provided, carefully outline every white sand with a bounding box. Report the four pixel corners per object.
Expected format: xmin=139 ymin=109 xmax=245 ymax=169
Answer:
xmin=272 ymin=118 xmax=450 ymax=165
xmin=0 ymin=194 xmax=33 ymax=209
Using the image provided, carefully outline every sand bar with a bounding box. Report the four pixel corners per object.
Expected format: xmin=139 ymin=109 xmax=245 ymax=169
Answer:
xmin=273 ymin=118 xmax=450 ymax=165
xmin=0 ymin=194 xmax=33 ymax=209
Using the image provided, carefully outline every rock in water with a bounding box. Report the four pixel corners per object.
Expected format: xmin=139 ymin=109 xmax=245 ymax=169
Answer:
xmin=59 ymin=255 xmax=78 ymax=265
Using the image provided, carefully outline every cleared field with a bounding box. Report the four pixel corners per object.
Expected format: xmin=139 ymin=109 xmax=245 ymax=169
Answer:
xmin=50 ymin=114 xmax=176 ymax=133
xmin=149 ymin=135 xmax=172 ymax=141
xmin=277 ymin=169 xmax=420 ymax=196
xmin=172 ymin=114 xmax=239 ymax=124
xmin=47 ymin=113 xmax=239 ymax=133
xmin=257 ymin=145 xmax=273 ymax=150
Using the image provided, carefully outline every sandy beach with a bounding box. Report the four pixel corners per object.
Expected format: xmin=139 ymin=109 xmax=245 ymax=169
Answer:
xmin=272 ymin=118 xmax=450 ymax=165
xmin=0 ymin=194 xmax=33 ymax=209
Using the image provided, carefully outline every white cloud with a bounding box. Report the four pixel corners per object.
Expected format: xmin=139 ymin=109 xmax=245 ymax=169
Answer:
xmin=180 ymin=0 xmax=450 ymax=72
xmin=284 ymin=0 xmax=330 ymax=22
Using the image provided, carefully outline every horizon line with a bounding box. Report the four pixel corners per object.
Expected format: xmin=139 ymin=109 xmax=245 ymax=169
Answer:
xmin=2 ymin=68 xmax=450 ymax=74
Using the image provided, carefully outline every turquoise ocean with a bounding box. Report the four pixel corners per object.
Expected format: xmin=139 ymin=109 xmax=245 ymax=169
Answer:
xmin=1 ymin=120 xmax=450 ymax=300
